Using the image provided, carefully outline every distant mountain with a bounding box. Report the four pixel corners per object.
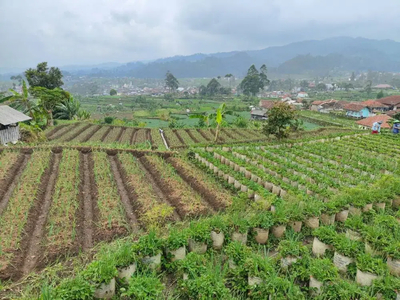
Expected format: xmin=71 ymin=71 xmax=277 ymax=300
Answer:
xmin=3 ymin=37 xmax=400 ymax=79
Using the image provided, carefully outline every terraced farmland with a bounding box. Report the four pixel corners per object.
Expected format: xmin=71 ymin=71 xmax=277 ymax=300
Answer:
xmin=0 ymin=148 xmax=232 ymax=280
xmin=46 ymin=123 xmax=268 ymax=149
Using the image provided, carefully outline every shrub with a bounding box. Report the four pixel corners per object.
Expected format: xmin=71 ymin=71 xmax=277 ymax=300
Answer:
xmin=277 ymin=240 xmax=308 ymax=258
xmin=122 ymin=273 xmax=164 ymax=299
xmin=104 ymin=116 xmax=115 ymax=124
xmin=310 ymin=258 xmax=338 ymax=282
xmin=356 ymin=254 xmax=387 ymax=276
xmin=53 ymin=276 xmax=94 ymax=300
xmin=134 ymin=231 xmax=163 ymax=257
xmin=313 ymin=226 xmax=337 ymax=245
xmin=332 ymin=234 xmax=362 ymax=258
xmin=82 ymin=259 xmax=118 ymax=286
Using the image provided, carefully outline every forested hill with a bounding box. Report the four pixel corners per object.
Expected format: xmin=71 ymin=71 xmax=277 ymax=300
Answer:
xmin=5 ymin=37 xmax=400 ymax=79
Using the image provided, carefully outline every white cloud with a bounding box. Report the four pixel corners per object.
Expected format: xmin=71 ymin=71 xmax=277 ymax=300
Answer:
xmin=0 ymin=0 xmax=399 ymax=69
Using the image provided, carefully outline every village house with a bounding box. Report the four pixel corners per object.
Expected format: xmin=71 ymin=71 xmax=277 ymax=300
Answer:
xmin=343 ymin=103 xmax=371 ymax=118
xmin=259 ymin=100 xmax=276 ymax=110
xmin=297 ymin=91 xmax=309 ymax=98
xmin=376 ymin=95 xmax=400 ymax=111
xmin=0 ymin=105 xmax=31 ymax=146
xmin=361 ymin=100 xmax=388 ymax=113
xmin=356 ymin=114 xmax=392 ymax=130
xmin=373 ymin=84 xmax=393 ymax=89
xmin=250 ymin=109 xmax=268 ymax=120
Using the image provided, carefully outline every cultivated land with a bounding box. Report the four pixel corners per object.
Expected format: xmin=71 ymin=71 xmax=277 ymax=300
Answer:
xmin=0 ymin=131 xmax=399 ymax=299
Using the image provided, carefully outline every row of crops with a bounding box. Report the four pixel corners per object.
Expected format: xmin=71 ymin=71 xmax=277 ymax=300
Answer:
xmin=0 ymin=148 xmax=232 ymax=280
xmin=43 ymin=182 xmax=400 ymax=299
xmin=299 ymin=111 xmax=359 ymax=128
xmin=45 ymin=123 xmax=268 ymax=149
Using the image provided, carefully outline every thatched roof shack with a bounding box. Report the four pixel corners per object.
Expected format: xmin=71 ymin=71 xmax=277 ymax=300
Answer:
xmin=0 ymin=105 xmax=31 ymax=145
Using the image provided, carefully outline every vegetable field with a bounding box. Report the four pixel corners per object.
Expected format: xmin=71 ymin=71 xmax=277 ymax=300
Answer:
xmin=45 ymin=123 xmax=268 ymax=149
xmin=0 ymin=148 xmax=232 ymax=280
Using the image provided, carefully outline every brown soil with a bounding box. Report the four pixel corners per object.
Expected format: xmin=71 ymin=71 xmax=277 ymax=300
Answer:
xmin=65 ymin=124 xmax=92 ymax=142
xmin=173 ymin=130 xmax=185 ymax=146
xmin=117 ymin=127 xmax=127 ymax=143
xmin=185 ymin=129 xmax=199 ymax=143
xmin=100 ymin=126 xmax=113 ymax=142
xmin=49 ymin=123 xmax=80 ymax=141
xmin=221 ymin=129 xmax=235 ymax=140
xmin=77 ymin=152 xmax=96 ymax=250
xmin=80 ymin=125 xmax=101 ymax=142
xmin=16 ymin=152 xmax=62 ymax=279
xmin=145 ymin=129 xmax=153 ymax=147
xmin=46 ymin=124 xmax=68 ymax=139
xmin=197 ymin=129 xmax=211 ymax=141
xmin=0 ymin=154 xmax=30 ymax=216
xmin=130 ymin=129 xmax=139 ymax=145
xmin=167 ymin=158 xmax=223 ymax=211
xmin=210 ymin=129 xmax=225 ymax=143
xmin=108 ymin=155 xmax=139 ymax=232
xmin=136 ymin=158 xmax=181 ymax=222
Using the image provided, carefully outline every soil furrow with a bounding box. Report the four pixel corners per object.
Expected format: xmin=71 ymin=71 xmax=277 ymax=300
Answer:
xmin=81 ymin=125 xmax=101 ymax=142
xmin=136 ymin=158 xmax=181 ymax=221
xmin=221 ymin=129 xmax=235 ymax=140
xmin=210 ymin=129 xmax=225 ymax=142
xmin=65 ymin=124 xmax=92 ymax=142
xmin=46 ymin=124 xmax=68 ymax=139
xmin=197 ymin=129 xmax=211 ymax=141
xmin=117 ymin=127 xmax=126 ymax=143
xmin=130 ymin=129 xmax=139 ymax=145
xmin=49 ymin=123 xmax=80 ymax=141
xmin=185 ymin=129 xmax=199 ymax=143
xmin=232 ymin=129 xmax=246 ymax=138
xmin=167 ymin=158 xmax=220 ymax=212
xmin=20 ymin=151 xmax=62 ymax=277
xmin=78 ymin=152 xmax=95 ymax=250
xmin=100 ymin=126 xmax=113 ymax=142
xmin=173 ymin=130 xmax=185 ymax=145
xmin=108 ymin=155 xmax=139 ymax=231
xmin=0 ymin=154 xmax=31 ymax=216
xmin=146 ymin=129 xmax=153 ymax=147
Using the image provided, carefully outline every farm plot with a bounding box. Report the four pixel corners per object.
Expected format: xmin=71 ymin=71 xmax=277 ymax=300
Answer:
xmin=0 ymin=148 xmax=233 ymax=280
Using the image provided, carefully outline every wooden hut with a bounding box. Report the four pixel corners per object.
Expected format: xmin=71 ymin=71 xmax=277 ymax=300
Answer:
xmin=0 ymin=105 xmax=31 ymax=145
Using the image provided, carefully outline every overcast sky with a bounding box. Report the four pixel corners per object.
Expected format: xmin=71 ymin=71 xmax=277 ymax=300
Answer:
xmin=1 ymin=0 xmax=400 ymax=69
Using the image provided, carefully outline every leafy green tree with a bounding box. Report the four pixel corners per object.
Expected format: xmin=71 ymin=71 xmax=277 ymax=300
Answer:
xmin=365 ymin=80 xmax=372 ymax=96
xmin=376 ymin=90 xmax=385 ymax=99
xmin=110 ymin=89 xmax=117 ymax=96
xmin=262 ymin=102 xmax=297 ymax=139
xmin=25 ymin=62 xmax=63 ymax=90
xmin=206 ymin=78 xmax=221 ymax=96
xmin=239 ymin=64 xmax=269 ymax=96
xmin=300 ymin=80 xmax=309 ymax=90
xmin=189 ymin=113 xmax=211 ymax=127
xmin=225 ymin=74 xmax=234 ymax=87
xmin=316 ymin=83 xmax=327 ymax=91
xmin=199 ymin=85 xmax=207 ymax=96
xmin=165 ymin=71 xmax=179 ymax=91
xmin=164 ymin=93 xmax=174 ymax=101
xmin=31 ymin=87 xmax=70 ymax=126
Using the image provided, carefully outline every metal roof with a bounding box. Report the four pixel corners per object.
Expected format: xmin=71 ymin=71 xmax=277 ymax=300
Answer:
xmin=251 ymin=109 xmax=267 ymax=116
xmin=0 ymin=105 xmax=31 ymax=125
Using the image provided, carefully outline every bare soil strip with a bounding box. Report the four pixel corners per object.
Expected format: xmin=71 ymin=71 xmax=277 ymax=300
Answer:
xmin=80 ymin=125 xmax=101 ymax=143
xmin=117 ymin=127 xmax=127 ymax=143
xmin=146 ymin=129 xmax=153 ymax=147
xmin=185 ymin=129 xmax=199 ymax=143
xmin=136 ymin=158 xmax=181 ymax=221
xmin=19 ymin=151 xmax=62 ymax=277
xmin=0 ymin=154 xmax=30 ymax=216
xmin=46 ymin=124 xmax=68 ymax=139
xmin=173 ymin=130 xmax=185 ymax=145
xmin=221 ymin=128 xmax=235 ymax=140
xmin=65 ymin=124 xmax=92 ymax=142
xmin=49 ymin=123 xmax=80 ymax=141
xmin=197 ymin=129 xmax=211 ymax=141
xmin=108 ymin=155 xmax=139 ymax=231
xmin=167 ymin=158 xmax=219 ymax=212
xmin=100 ymin=127 xmax=113 ymax=142
xmin=77 ymin=153 xmax=95 ymax=250
xmin=130 ymin=129 xmax=139 ymax=145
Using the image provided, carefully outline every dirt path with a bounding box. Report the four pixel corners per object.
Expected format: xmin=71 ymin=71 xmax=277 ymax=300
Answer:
xmin=80 ymin=125 xmax=101 ymax=142
xmin=78 ymin=153 xmax=95 ymax=250
xmin=136 ymin=158 xmax=181 ymax=221
xmin=117 ymin=127 xmax=127 ymax=143
xmin=185 ymin=129 xmax=199 ymax=143
xmin=108 ymin=155 xmax=139 ymax=231
xmin=130 ymin=129 xmax=138 ymax=145
xmin=20 ymin=152 xmax=62 ymax=277
xmin=197 ymin=129 xmax=211 ymax=141
xmin=65 ymin=124 xmax=92 ymax=142
xmin=0 ymin=154 xmax=30 ymax=216
xmin=100 ymin=127 xmax=113 ymax=142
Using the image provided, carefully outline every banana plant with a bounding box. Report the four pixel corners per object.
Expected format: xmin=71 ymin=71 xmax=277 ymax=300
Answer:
xmin=214 ymin=103 xmax=232 ymax=142
xmin=7 ymin=80 xmax=34 ymax=117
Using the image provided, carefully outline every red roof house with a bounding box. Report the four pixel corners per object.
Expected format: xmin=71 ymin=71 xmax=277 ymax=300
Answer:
xmin=376 ymin=96 xmax=400 ymax=110
xmin=356 ymin=114 xmax=392 ymax=129
xmin=259 ymin=100 xmax=276 ymax=109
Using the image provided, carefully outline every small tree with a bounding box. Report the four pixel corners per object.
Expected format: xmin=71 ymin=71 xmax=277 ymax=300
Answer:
xmin=110 ymin=89 xmax=117 ymax=96
xmin=262 ymin=102 xmax=297 ymax=139
xmin=25 ymin=62 xmax=63 ymax=90
xmin=206 ymin=78 xmax=221 ymax=96
xmin=214 ymin=103 xmax=232 ymax=142
xmin=6 ymin=80 xmax=34 ymax=117
xmin=376 ymin=90 xmax=385 ymax=99
xmin=239 ymin=64 xmax=269 ymax=96
xmin=165 ymin=71 xmax=179 ymax=92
